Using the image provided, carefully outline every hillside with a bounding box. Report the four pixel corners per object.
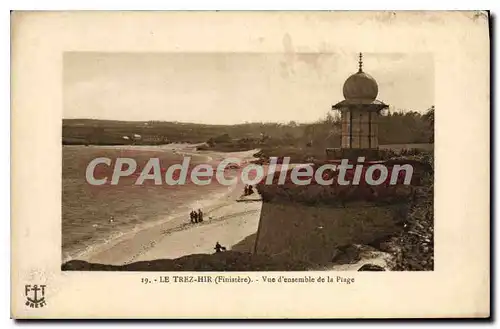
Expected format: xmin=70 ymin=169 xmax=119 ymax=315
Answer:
xmin=62 ymin=108 xmax=434 ymax=147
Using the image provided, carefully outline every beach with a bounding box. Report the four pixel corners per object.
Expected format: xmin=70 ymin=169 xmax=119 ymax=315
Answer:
xmin=86 ymin=193 xmax=262 ymax=265
xmin=62 ymin=144 xmax=263 ymax=265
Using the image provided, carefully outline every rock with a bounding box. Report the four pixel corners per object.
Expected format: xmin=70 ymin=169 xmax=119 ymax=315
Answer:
xmin=378 ymin=241 xmax=393 ymax=252
xmin=332 ymin=245 xmax=361 ymax=264
xmin=331 ymin=248 xmax=340 ymax=261
xmin=357 ymin=264 xmax=386 ymax=271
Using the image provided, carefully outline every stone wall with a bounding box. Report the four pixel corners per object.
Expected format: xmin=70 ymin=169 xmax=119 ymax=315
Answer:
xmin=254 ymin=201 xmax=406 ymax=265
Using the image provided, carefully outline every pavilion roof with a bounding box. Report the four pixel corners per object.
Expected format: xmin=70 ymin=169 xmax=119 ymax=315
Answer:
xmin=332 ymin=99 xmax=389 ymax=110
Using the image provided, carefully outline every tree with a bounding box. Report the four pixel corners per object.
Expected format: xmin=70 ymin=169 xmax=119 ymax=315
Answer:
xmin=423 ymin=106 xmax=435 ymax=126
xmin=423 ymin=106 xmax=435 ymax=143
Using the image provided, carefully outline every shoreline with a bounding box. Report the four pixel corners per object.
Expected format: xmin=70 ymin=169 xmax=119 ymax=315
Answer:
xmin=84 ymin=179 xmax=251 ymax=265
xmin=66 ymin=146 xmax=262 ymax=265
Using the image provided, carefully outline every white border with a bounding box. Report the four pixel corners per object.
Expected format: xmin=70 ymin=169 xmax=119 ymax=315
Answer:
xmin=4 ymin=1 xmax=497 ymax=327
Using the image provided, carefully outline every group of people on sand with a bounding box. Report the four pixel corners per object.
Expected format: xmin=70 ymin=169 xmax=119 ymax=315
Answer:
xmin=243 ymin=184 xmax=254 ymax=196
xmin=189 ymin=209 xmax=204 ymax=224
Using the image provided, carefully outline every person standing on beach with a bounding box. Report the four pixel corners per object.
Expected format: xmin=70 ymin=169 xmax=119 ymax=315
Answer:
xmin=198 ymin=209 xmax=203 ymax=222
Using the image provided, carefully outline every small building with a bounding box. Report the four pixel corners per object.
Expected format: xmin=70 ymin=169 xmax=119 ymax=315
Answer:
xmin=329 ymin=53 xmax=388 ymax=159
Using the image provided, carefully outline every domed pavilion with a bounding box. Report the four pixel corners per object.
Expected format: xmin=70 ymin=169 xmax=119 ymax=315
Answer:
xmin=331 ymin=53 xmax=388 ymax=157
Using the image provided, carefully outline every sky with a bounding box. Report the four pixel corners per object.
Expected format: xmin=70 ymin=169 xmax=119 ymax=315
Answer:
xmin=63 ymin=52 xmax=434 ymax=124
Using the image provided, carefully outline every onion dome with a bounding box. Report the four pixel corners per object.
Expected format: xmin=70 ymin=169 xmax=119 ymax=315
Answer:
xmin=342 ymin=53 xmax=379 ymax=101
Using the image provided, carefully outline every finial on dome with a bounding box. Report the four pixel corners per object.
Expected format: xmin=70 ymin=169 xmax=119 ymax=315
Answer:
xmin=342 ymin=52 xmax=379 ymax=101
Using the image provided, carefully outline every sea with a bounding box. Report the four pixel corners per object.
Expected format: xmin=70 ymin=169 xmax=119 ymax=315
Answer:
xmin=61 ymin=145 xmax=237 ymax=262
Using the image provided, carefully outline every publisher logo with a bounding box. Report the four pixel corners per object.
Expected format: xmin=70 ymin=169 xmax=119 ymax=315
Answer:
xmin=25 ymin=284 xmax=47 ymax=308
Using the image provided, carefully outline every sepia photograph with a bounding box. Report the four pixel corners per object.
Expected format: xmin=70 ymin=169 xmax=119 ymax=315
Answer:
xmin=10 ymin=11 xmax=489 ymax=318
xmin=60 ymin=51 xmax=435 ymax=272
